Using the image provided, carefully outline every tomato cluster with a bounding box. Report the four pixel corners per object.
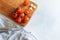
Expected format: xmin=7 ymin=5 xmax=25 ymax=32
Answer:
xmin=12 ymin=8 xmax=30 ymax=24
xmin=11 ymin=1 xmax=30 ymax=24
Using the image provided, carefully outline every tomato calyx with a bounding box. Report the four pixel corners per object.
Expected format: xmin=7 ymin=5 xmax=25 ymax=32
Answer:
xmin=16 ymin=17 xmax=22 ymax=23
xmin=24 ymin=10 xmax=30 ymax=15
xmin=23 ymin=16 xmax=30 ymax=23
xmin=16 ymin=8 xmax=21 ymax=13
xmin=12 ymin=12 xmax=18 ymax=19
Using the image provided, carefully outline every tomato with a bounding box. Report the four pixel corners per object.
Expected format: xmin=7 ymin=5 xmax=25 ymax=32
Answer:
xmin=12 ymin=13 xmax=18 ymax=19
xmin=23 ymin=16 xmax=29 ymax=23
xmin=16 ymin=8 xmax=21 ymax=13
xmin=16 ymin=17 xmax=22 ymax=23
xmin=23 ymin=1 xmax=29 ymax=6
xmin=19 ymin=13 xmax=25 ymax=18
xmin=24 ymin=10 xmax=30 ymax=15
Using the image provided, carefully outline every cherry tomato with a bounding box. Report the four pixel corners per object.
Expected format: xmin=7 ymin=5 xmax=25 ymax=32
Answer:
xmin=16 ymin=8 xmax=21 ymax=13
xmin=16 ymin=17 xmax=22 ymax=23
xmin=23 ymin=16 xmax=29 ymax=23
xmin=23 ymin=1 xmax=29 ymax=6
xmin=19 ymin=13 xmax=25 ymax=18
xmin=12 ymin=13 xmax=18 ymax=19
xmin=24 ymin=10 xmax=30 ymax=15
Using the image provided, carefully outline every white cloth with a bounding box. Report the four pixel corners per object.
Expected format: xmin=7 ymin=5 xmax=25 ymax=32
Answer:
xmin=0 ymin=14 xmax=37 ymax=40
xmin=0 ymin=14 xmax=27 ymax=40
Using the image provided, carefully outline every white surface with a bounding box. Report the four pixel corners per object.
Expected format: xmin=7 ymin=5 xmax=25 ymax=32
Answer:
xmin=24 ymin=0 xmax=60 ymax=40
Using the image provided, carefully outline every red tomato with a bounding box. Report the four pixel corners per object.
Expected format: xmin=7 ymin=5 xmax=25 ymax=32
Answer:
xmin=16 ymin=17 xmax=22 ymax=23
xmin=23 ymin=16 xmax=29 ymax=23
xmin=23 ymin=1 xmax=29 ymax=6
xmin=12 ymin=13 xmax=18 ymax=19
xmin=24 ymin=10 xmax=30 ymax=15
xmin=16 ymin=8 xmax=21 ymax=13
xmin=19 ymin=13 xmax=25 ymax=18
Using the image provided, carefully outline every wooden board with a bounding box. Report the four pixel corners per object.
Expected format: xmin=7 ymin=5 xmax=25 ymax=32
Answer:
xmin=0 ymin=0 xmax=25 ymax=16
xmin=0 ymin=0 xmax=37 ymax=27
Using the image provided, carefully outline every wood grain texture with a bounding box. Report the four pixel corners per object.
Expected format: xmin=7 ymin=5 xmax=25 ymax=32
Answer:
xmin=0 ymin=0 xmax=37 ymax=27
xmin=0 ymin=0 xmax=24 ymax=17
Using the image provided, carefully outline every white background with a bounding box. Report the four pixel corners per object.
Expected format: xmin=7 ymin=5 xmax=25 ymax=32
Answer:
xmin=24 ymin=0 xmax=60 ymax=40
